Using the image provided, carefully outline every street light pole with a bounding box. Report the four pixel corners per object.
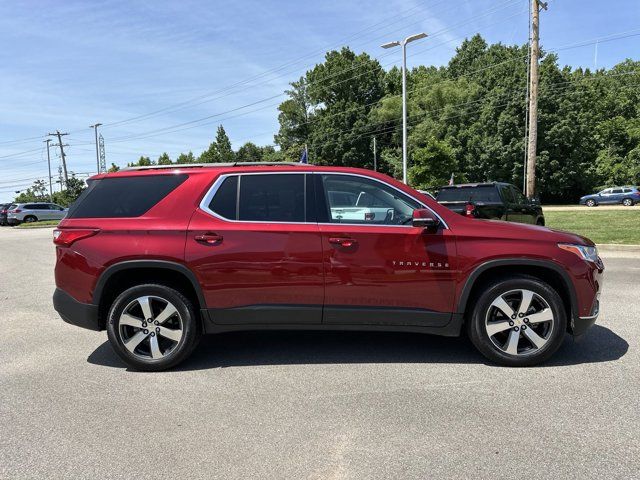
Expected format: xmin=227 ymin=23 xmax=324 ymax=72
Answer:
xmin=89 ymin=123 xmax=102 ymax=174
xmin=381 ymin=32 xmax=427 ymax=184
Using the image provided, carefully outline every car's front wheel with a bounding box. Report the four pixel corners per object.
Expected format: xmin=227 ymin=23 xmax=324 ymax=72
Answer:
xmin=467 ymin=276 xmax=567 ymax=367
xmin=106 ymin=284 xmax=202 ymax=371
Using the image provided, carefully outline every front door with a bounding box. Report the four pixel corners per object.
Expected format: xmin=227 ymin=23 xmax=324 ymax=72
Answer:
xmin=316 ymin=174 xmax=457 ymax=328
xmin=186 ymin=172 xmax=324 ymax=325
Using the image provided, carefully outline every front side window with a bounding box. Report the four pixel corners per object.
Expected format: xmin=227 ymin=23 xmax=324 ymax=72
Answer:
xmin=510 ymin=187 xmax=527 ymax=204
xmin=321 ymin=174 xmax=420 ymax=225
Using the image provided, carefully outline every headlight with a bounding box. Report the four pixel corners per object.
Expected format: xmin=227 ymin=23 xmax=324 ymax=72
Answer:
xmin=558 ymin=243 xmax=599 ymax=262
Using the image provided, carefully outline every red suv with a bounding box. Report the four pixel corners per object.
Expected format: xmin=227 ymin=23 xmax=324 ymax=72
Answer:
xmin=53 ymin=163 xmax=603 ymax=370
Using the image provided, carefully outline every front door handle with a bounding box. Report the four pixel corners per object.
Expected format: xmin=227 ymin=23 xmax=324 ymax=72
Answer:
xmin=195 ymin=233 xmax=223 ymax=245
xmin=329 ymin=237 xmax=357 ymax=248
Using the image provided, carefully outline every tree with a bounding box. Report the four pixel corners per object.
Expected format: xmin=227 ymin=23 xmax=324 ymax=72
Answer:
xmin=215 ymin=125 xmax=234 ymax=163
xmin=176 ymin=151 xmax=196 ymax=164
xmin=128 ymin=156 xmax=153 ymax=167
xmin=107 ymin=163 xmax=120 ymax=173
xmin=157 ymin=152 xmax=172 ymax=165
xmin=236 ymin=142 xmax=263 ymax=162
xmin=50 ymin=175 xmax=86 ymax=207
xmin=14 ymin=179 xmax=49 ymax=203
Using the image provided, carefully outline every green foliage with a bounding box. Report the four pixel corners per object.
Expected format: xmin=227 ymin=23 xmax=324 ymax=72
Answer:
xmin=107 ymin=163 xmax=120 ymax=173
xmin=15 ymin=175 xmax=88 ymax=207
xmin=103 ymin=37 xmax=639 ymax=203
xmin=236 ymin=142 xmax=262 ymax=162
xmin=157 ymin=152 xmax=172 ymax=165
xmin=15 ymin=179 xmax=49 ymax=203
xmin=176 ymin=151 xmax=196 ymax=164
xmin=215 ymin=125 xmax=234 ymax=163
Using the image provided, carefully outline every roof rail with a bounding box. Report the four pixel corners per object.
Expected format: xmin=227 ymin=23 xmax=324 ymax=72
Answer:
xmin=122 ymin=161 xmax=301 ymax=171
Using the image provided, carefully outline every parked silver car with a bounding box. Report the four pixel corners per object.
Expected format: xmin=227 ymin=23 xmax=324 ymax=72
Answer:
xmin=7 ymin=202 xmax=68 ymax=225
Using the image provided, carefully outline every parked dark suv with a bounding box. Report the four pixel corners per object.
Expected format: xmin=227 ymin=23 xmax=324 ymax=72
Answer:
xmin=437 ymin=182 xmax=545 ymax=225
xmin=53 ymin=163 xmax=603 ymax=371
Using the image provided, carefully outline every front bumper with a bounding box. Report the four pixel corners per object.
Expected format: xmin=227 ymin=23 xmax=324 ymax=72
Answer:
xmin=53 ymin=288 xmax=101 ymax=331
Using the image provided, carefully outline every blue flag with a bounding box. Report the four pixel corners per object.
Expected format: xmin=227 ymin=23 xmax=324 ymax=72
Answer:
xmin=299 ymin=147 xmax=308 ymax=164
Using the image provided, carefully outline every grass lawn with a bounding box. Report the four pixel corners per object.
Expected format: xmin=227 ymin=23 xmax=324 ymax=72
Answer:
xmin=15 ymin=220 xmax=59 ymax=229
xmin=544 ymin=209 xmax=640 ymax=245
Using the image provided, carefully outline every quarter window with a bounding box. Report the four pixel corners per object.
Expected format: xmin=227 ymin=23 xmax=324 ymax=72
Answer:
xmin=320 ymin=174 xmax=419 ymax=225
xmin=208 ymin=176 xmax=238 ymax=219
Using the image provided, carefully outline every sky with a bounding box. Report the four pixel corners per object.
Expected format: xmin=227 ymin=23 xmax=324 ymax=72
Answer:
xmin=0 ymin=0 xmax=639 ymax=201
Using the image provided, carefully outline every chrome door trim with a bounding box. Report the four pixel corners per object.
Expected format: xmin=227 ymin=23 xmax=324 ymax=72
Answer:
xmin=198 ymin=170 xmax=449 ymax=229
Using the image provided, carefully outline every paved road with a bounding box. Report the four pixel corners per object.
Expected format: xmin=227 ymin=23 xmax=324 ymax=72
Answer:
xmin=1 ymin=228 xmax=638 ymax=479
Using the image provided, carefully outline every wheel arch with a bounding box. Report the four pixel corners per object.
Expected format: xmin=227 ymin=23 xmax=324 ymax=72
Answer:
xmin=93 ymin=260 xmax=207 ymax=330
xmin=457 ymin=259 xmax=577 ymax=325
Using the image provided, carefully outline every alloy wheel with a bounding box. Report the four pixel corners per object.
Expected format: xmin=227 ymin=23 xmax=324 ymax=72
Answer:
xmin=118 ymin=295 xmax=184 ymax=360
xmin=485 ymin=289 xmax=554 ymax=356
xmin=623 ymin=199 xmax=633 ymax=206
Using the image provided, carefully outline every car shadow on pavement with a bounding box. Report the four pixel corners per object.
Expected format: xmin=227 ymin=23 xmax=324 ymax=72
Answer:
xmin=87 ymin=324 xmax=628 ymax=371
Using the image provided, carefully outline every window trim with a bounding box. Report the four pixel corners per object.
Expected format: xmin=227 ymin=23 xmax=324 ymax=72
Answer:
xmin=200 ymin=171 xmax=448 ymax=229
xmin=200 ymin=172 xmax=313 ymax=224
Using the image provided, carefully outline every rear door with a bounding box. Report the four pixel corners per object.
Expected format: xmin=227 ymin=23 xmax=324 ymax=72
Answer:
xmin=186 ymin=172 xmax=324 ymax=325
xmin=610 ymin=188 xmax=623 ymax=204
xmin=317 ymin=173 xmax=457 ymax=328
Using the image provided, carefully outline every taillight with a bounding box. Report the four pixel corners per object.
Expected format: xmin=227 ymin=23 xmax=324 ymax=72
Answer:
xmin=10 ymin=209 xmax=21 ymax=213
xmin=53 ymin=229 xmax=99 ymax=247
xmin=465 ymin=204 xmax=476 ymax=217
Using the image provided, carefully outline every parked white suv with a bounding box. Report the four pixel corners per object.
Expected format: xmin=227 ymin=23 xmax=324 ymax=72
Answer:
xmin=7 ymin=202 xmax=68 ymax=225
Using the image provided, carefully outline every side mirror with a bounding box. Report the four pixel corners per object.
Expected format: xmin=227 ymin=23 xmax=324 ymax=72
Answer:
xmin=412 ymin=209 xmax=440 ymax=230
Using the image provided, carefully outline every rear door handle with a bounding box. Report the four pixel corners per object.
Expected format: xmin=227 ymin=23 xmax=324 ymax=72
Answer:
xmin=329 ymin=237 xmax=357 ymax=248
xmin=195 ymin=233 xmax=223 ymax=245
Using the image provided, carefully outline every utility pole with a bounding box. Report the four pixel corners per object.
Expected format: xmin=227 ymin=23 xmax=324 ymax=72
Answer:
xmin=373 ymin=136 xmax=377 ymax=172
xmin=48 ymin=131 xmax=69 ymax=187
xmin=43 ymin=139 xmax=53 ymax=201
xmin=525 ymin=0 xmax=547 ymax=198
xmin=381 ymin=32 xmax=428 ymax=184
xmin=89 ymin=123 xmax=102 ymax=173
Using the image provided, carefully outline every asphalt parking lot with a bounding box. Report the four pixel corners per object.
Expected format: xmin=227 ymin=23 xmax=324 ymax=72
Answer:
xmin=1 ymin=227 xmax=638 ymax=479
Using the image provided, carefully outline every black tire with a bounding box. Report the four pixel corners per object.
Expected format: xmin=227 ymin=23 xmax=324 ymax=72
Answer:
xmin=622 ymin=198 xmax=633 ymax=206
xmin=23 ymin=215 xmax=37 ymax=223
xmin=536 ymin=218 xmax=545 ymax=226
xmin=585 ymin=199 xmax=596 ymax=207
xmin=467 ymin=275 xmax=567 ymax=367
xmin=106 ymin=284 xmax=201 ymax=371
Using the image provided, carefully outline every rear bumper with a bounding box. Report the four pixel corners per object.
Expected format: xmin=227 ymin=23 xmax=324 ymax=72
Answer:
xmin=53 ymin=288 xmax=101 ymax=331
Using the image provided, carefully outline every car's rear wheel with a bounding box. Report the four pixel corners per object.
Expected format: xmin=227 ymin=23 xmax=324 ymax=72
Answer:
xmin=106 ymin=284 xmax=201 ymax=371
xmin=622 ymin=198 xmax=633 ymax=206
xmin=585 ymin=199 xmax=596 ymax=207
xmin=467 ymin=276 xmax=566 ymax=367
xmin=23 ymin=215 xmax=37 ymax=223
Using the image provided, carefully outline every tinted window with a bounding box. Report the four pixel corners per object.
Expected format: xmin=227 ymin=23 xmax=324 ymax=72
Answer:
xmin=67 ymin=174 xmax=187 ymax=218
xmin=437 ymin=186 xmax=500 ymax=203
xmin=611 ymin=189 xmax=623 ymax=194
xmin=510 ymin=187 xmax=527 ymax=204
xmin=208 ymin=176 xmax=238 ymax=219
xmin=499 ymin=186 xmax=514 ymax=203
xmin=238 ymin=174 xmax=305 ymax=222
xmin=623 ymin=188 xmax=632 ymax=193
xmin=321 ymin=174 xmax=419 ymax=225
xmin=24 ymin=204 xmax=39 ymax=209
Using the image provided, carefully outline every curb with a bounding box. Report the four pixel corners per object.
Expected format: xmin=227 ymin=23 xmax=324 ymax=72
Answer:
xmin=597 ymin=244 xmax=640 ymax=253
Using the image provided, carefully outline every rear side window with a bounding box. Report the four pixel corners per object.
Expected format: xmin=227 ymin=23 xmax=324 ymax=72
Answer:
xmin=437 ymin=186 xmax=500 ymax=203
xmin=67 ymin=174 xmax=187 ymax=218
xmin=239 ymin=174 xmax=305 ymax=222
